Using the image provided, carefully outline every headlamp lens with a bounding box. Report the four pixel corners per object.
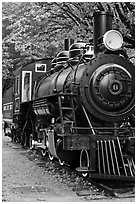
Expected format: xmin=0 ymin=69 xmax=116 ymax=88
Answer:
xmin=103 ymin=30 xmax=123 ymax=51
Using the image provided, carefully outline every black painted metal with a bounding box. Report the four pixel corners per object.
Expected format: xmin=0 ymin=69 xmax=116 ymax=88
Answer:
xmin=80 ymin=54 xmax=135 ymax=122
xmin=93 ymin=11 xmax=113 ymax=54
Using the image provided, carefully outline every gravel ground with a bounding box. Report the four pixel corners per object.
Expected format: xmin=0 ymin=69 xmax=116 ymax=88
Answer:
xmin=2 ymin=131 xmax=135 ymax=202
xmin=2 ymin=133 xmax=83 ymax=202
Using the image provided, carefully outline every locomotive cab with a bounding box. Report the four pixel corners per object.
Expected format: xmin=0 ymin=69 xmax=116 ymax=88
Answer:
xmin=5 ymin=58 xmax=52 ymax=142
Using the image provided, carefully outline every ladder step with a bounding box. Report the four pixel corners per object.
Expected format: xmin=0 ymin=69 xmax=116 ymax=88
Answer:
xmin=63 ymin=120 xmax=74 ymax=123
xmin=58 ymin=133 xmax=72 ymax=137
xmin=39 ymin=128 xmax=47 ymax=132
xmin=59 ymin=93 xmax=75 ymax=96
xmin=62 ymin=107 xmax=73 ymax=110
xmin=76 ymin=167 xmax=90 ymax=172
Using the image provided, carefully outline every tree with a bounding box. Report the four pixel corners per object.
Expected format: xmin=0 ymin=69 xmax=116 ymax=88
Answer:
xmin=2 ymin=2 xmax=135 ymax=94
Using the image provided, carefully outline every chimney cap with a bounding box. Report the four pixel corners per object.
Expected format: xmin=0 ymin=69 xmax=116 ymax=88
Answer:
xmin=93 ymin=11 xmax=113 ymax=17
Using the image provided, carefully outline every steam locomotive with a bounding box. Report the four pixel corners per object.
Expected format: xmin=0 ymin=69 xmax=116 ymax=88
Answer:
xmin=3 ymin=11 xmax=135 ymax=181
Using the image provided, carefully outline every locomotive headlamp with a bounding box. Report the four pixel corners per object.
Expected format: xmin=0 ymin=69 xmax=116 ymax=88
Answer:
xmin=103 ymin=30 xmax=123 ymax=51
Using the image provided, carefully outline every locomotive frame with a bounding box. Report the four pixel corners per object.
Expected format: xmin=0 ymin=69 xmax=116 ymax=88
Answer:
xmin=2 ymin=11 xmax=135 ymax=181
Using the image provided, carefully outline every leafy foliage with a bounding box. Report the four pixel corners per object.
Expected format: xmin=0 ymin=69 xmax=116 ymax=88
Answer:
xmin=2 ymin=2 xmax=135 ymax=93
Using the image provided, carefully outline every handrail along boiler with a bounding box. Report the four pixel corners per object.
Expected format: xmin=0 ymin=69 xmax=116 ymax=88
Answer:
xmin=3 ymin=11 xmax=135 ymax=181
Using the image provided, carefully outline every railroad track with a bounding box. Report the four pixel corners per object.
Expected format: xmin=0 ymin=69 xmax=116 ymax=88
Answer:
xmin=20 ymin=146 xmax=135 ymax=201
xmin=98 ymin=180 xmax=135 ymax=198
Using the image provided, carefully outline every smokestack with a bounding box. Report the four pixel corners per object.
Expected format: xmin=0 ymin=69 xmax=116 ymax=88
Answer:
xmin=93 ymin=11 xmax=113 ymax=54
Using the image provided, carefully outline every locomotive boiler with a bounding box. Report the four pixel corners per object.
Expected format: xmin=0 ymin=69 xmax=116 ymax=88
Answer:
xmin=3 ymin=11 xmax=135 ymax=180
